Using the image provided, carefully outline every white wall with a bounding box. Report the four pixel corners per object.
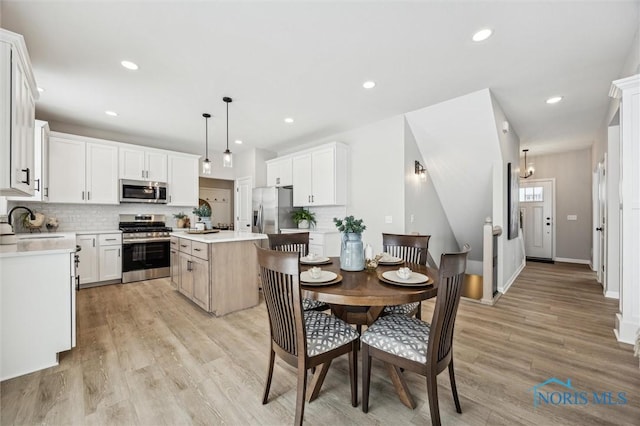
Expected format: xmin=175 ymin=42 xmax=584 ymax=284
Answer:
xmin=405 ymin=89 xmax=501 ymax=262
xmin=403 ymin=118 xmax=458 ymax=266
xmin=490 ymin=92 xmax=525 ymax=291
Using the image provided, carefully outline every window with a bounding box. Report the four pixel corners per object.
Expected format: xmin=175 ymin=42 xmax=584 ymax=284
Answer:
xmin=519 ymin=186 xmax=543 ymax=202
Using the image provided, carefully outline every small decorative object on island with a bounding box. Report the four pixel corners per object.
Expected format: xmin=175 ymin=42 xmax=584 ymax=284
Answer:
xmin=193 ymin=204 xmax=212 ymax=229
xmin=333 ymin=215 xmax=366 ymax=271
xmin=292 ymin=209 xmax=316 ymax=229
xmin=173 ymin=212 xmax=188 ymax=228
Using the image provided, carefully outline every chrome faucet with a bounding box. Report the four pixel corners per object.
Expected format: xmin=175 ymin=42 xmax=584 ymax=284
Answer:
xmin=8 ymin=206 xmax=36 ymax=229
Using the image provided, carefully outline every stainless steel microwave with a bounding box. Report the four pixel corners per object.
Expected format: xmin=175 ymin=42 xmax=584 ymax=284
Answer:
xmin=120 ymin=179 xmax=168 ymax=204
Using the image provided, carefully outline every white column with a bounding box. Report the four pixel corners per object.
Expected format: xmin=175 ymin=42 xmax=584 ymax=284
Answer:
xmin=610 ymin=74 xmax=640 ymax=344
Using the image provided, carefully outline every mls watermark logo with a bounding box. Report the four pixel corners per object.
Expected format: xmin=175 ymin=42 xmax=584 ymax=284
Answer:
xmin=529 ymin=378 xmax=628 ymax=407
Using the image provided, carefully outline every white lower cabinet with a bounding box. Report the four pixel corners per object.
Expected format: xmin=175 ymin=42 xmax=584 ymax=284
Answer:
xmin=0 ymin=251 xmax=74 ymax=380
xmin=77 ymin=233 xmax=122 ymax=286
xmin=280 ymin=229 xmax=341 ymax=257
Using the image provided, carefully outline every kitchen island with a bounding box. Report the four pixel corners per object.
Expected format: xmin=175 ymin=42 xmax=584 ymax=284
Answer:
xmin=0 ymin=233 xmax=77 ymax=380
xmin=169 ymin=231 xmax=267 ymax=315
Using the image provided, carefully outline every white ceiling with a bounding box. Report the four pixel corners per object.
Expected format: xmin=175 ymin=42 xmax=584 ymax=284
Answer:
xmin=1 ymin=1 xmax=638 ymax=157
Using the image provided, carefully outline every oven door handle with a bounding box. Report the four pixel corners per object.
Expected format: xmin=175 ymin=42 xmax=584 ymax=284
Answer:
xmin=123 ymin=237 xmax=171 ymax=244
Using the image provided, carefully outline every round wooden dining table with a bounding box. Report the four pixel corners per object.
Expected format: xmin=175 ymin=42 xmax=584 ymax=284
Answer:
xmin=299 ymin=257 xmax=439 ymax=409
xmin=300 ymin=257 xmax=438 ymax=327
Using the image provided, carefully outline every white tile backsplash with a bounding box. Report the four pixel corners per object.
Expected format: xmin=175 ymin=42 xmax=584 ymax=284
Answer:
xmin=6 ymin=201 xmax=191 ymax=233
xmin=309 ymin=205 xmax=347 ymax=230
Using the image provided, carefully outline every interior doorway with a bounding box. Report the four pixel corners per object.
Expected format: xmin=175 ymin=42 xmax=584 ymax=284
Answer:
xmin=520 ymin=179 xmax=555 ymax=261
xmin=199 ymin=177 xmax=234 ymax=230
xmin=235 ymin=176 xmax=252 ymax=232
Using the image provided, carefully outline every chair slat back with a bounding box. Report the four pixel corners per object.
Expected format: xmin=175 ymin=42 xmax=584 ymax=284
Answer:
xmin=257 ymin=246 xmax=305 ymax=357
xmin=382 ymin=233 xmax=431 ymax=265
xmin=268 ymin=232 xmax=310 ymax=257
xmin=428 ymin=244 xmax=470 ymax=364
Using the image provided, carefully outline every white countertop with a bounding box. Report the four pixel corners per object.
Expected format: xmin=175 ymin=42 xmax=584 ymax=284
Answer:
xmin=280 ymin=228 xmax=339 ymax=234
xmin=171 ymin=230 xmax=267 ymax=244
xmin=0 ymin=232 xmax=77 ymax=258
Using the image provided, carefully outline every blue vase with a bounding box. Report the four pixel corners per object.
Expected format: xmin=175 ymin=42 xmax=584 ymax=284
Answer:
xmin=201 ymin=217 xmax=212 ymax=230
xmin=340 ymin=233 xmax=364 ymax=271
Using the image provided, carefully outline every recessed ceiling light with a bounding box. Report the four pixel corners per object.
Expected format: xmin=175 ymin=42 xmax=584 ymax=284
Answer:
xmin=37 ymin=87 xmax=45 ymax=93
xmin=284 ymin=117 xmax=294 ymax=124
xmin=234 ymin=140 xmax=243 ymax=145
xmin=472 ymin=28 xmax=493 ymax=42
xmin=105 ymin=110 xmax=118 ymax=116
xmin=363 ymin=81 xmax=376 ymax=89
xmin=120 ymin=60 xmax=139 ymax=70
xmin=546 ymin=96 xmax=563 ymax=104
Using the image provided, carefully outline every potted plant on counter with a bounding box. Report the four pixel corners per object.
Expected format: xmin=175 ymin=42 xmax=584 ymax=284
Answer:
xmin=292 ymin=209 xmax=316 ymax=229
xmin=333 ymin=215 xmax=366 ymax=271
xmin=173 ymin=212 xmax=188 ymax=228
xmin=193 ymin=204 xmax=212 ymax=229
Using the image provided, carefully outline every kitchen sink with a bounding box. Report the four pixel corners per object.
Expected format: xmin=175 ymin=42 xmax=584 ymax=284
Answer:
xmin=17 ymin=234 xmax=65 ymax=240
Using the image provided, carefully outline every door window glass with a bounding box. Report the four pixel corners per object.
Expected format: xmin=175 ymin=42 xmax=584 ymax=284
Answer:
xmin=519 ymin=186 xmax=543 ymax=202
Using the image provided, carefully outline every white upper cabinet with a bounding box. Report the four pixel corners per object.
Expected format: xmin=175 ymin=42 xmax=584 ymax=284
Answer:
xmin=266 ymin=157 xmax=292 ymax=187
xmin=168 ymin=154 xmax=199 ymax=206
xmin=119 ymin=146 xmax=167 ymax=182
xmin=9 ymin=120 xmax=49 ymax=202
xmin=291 ymin=142 xmax=347 ymax=207
xmin=49 ymin=135 xmax=118 ymax=204
xmin=0 ymin=30 xmax=38 ymax=196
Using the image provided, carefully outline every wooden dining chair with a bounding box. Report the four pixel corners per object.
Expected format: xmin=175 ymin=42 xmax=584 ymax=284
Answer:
xmin=267 ymin=233 xmax=328 ymax=311
xmin=257 ymin=246 xmax=359 ymax=426
xmin=361 ymin=244 xmax=470 ymax=426
xmin=382 ymin=233 xmax=431 ymax=319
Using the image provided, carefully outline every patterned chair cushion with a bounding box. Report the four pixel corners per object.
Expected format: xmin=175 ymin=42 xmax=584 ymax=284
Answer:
xmin=383 ymin=302 xmax=419 ymax=316
xmin=304 ymin=310 xmax=359 ymax=357
xmin=302 ymin=298 xmax=328 ymax=311
xmin=361 ymin=314 xmax=431 ymax=363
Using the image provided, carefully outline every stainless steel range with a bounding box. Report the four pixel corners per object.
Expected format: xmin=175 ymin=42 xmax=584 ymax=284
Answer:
xmin=119 ymin=214 xmax=171 ymax=283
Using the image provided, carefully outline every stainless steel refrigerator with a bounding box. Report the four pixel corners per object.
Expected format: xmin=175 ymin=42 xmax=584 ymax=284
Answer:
xmin=252 ymin=186 xmax=300 ymax=234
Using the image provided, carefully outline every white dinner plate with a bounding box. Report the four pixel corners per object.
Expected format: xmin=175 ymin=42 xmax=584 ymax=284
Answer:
xmin=301 ymin=270 xmax=337 ymax=283
xmin=381 ymin=270 xmax=429 ymax=285
xmin=378 ymin=254 xmax=404 ymax=265
xmin=300 ymin=255 xmax=331 ymax=264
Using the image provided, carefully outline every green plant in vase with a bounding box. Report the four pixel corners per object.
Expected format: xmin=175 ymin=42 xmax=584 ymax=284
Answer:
xmin=292 ymin=209 xmax=316 ymax=229
xmin=333 ymin=215 xmax=366 ymax=271
xmin=193 ymin=204 xmax=212 ymax=229
xmin=173 ymin=212 xmax=188 ymax=228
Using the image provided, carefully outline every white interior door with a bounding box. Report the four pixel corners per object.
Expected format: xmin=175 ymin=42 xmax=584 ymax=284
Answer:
xmin=520 ymin=179 xmax=554 ymax=260
xmin=597 ymin=158 xmax=607 ymax=286
xmin=235 ymin=176 xmax=252 ymax=232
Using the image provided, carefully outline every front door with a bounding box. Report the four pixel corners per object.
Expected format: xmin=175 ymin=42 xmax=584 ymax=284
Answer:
xmin=235 ymin=176 xmax=253 ymax=232
xmin=520 ymin=179 xmax=554 ymax=260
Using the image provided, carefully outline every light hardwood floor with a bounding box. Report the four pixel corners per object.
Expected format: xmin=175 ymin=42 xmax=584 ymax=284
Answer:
xmin=2 ymin=262 xmax=639 ymax=425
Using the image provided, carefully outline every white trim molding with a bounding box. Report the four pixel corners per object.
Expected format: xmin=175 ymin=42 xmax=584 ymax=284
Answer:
xmin=499 ymin=258 xmax=525 ymax=294
xmin=553 ymin=257 xmax=591 ymax=265
xmin=604 ymin=291 xmax=619 ymax=300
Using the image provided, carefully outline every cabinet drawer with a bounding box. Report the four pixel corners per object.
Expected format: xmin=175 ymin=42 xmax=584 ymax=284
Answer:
xmin=98 ymin=233 xmax=122 ymax=246
xmin=191 ymin=241 xmax=208 ymax=260
xmin=170 ymin=236 xmax=180 ymax=249
xmin=178 ymin=238 xmax=192 ymax=254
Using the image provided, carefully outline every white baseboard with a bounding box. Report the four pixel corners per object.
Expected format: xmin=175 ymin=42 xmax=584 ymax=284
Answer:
xmin=604 ymin=290 xmax=620 ymax=299
xmin=499 ymin=259 xmax=525 ymax=294
xmin=554 ymin=257 xmax=591 ymax=265
xmin=614 ymin=313 xmax=640 ymax=345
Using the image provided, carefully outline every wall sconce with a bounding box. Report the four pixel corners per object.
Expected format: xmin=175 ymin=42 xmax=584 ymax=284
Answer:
xmin=415 ymin=160 xmax=427 ymax=181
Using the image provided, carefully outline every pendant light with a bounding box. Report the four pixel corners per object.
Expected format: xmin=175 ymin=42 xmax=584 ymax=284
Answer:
xmin=520 ymin=149 xmax=534 ymax=179
xmin=222 ymin=96 xmax=233 ymax=168
xmin=202 ymin=113 xmax=212 ymax=175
